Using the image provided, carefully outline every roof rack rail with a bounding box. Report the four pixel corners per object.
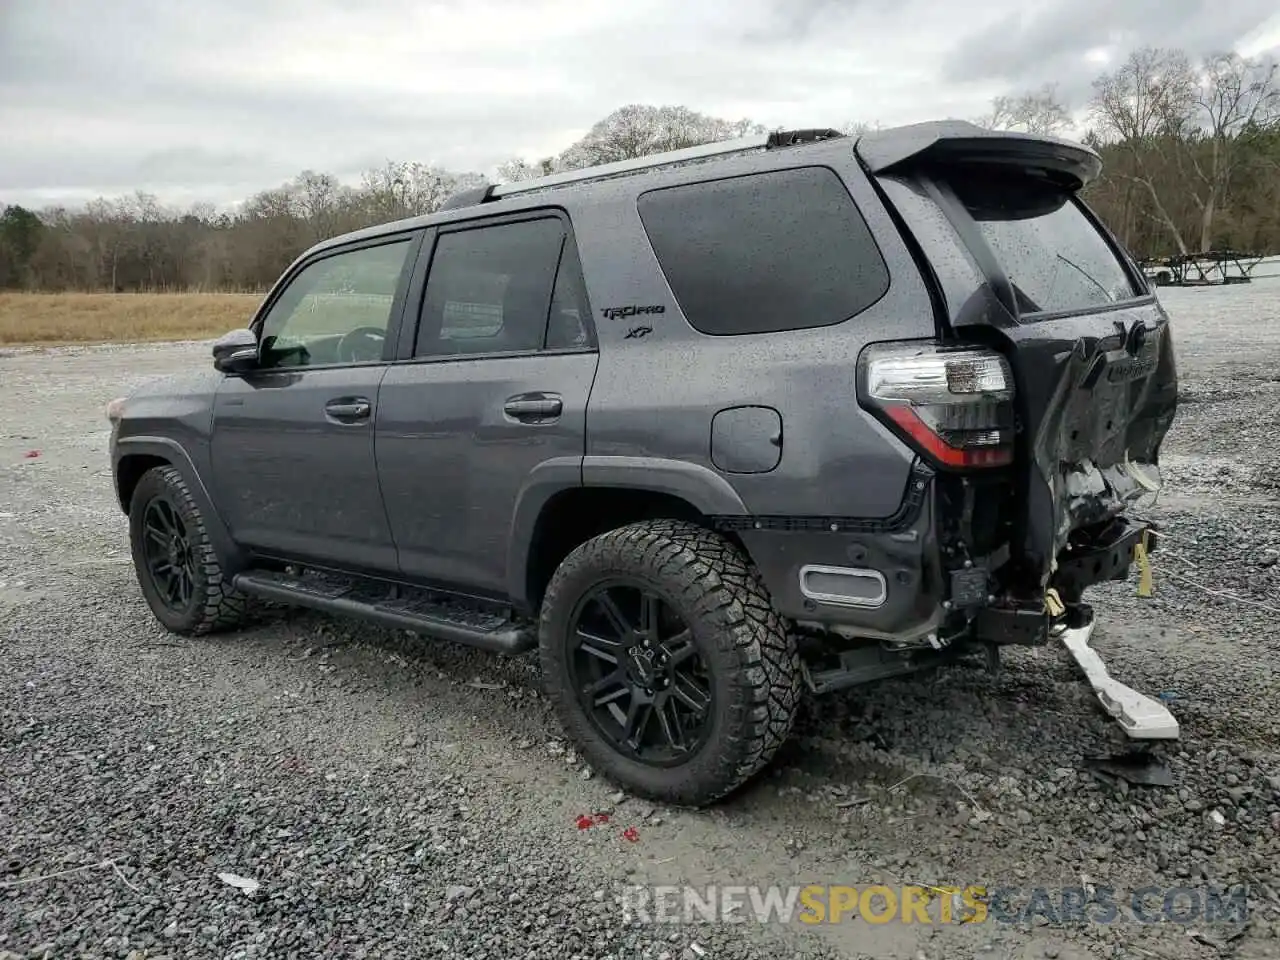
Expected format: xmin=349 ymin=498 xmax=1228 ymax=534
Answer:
xmin=486 ymin=128 xmax=845 ymax=201
xmin=765 ymin=128 xmax=844 ymax=147
xmin=434 ymin=127 xmax=847 ymax=211
xmin=489 ymin=134 xmax=772 ymax=200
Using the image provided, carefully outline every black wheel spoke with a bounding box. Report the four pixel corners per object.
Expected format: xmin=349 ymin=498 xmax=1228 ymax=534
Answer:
xmin=594 ymin=592 xmax=634 ymax=639
xmin=145 ymin=525 xmax=168 ymax=548
xmin=671 ymin=674 xmax=711 ymax=716
xmin=655 ymin=695 xmax=686 ymax=751
xmin=594 ymin=685 xmax=631 ymax=709
xmin=638 ymin=592 xmax=661 ymax=641
xmin=153 ymin=503 xmax=175 ymax=536
xmin=576 ymin=630 xmax=622 ymax=665
xmin=622 ymin=697 xmax=653 ymax=748
xmin=664 ymin=629 xmax=696 ymax=666
xmin=582 ymin=668 xmax=626 ymax=698
xmin=165 ymin=503 xmax=185 ymax=538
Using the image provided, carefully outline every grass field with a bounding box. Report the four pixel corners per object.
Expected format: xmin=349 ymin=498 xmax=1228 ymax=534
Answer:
xmin=0 ymin=292 xmax=263 ymax=345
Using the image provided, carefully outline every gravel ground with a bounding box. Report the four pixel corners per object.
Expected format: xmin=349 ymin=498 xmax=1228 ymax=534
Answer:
xmin=2 ymin=281 xmax=1278 ymax=960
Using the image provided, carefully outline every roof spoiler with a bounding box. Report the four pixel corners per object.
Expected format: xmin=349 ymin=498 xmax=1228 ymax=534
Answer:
xmin=855 ymin=120 xmax=1102 ymax=191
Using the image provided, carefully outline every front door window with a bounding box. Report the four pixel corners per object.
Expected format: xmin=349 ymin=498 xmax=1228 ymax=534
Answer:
xmin=258 ymin=238 xmax=414 ymax=368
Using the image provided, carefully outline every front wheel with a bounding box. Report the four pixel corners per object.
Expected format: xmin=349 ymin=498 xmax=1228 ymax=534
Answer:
xmin=538 ymin=519 xmax=801 ymax=806
xmin=128 ymin=465 xmax=251 ymax=635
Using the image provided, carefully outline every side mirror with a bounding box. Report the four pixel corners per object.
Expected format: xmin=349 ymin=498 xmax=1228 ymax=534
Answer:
xmin=212 ymin=327 xmax=259 ymax=373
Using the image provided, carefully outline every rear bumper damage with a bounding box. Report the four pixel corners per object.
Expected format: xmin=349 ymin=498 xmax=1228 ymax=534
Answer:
xmin=976 ymin=515 xmax=1156 ymax=646
xmin=796 ymin=510 xmax=1179 ymax=739
xmin=1012 ymin=307 xmax=1178 ymax=593
xmin=1057 ymin=608 xmax=1179 ymax=740
xmin=802 ymin=602 xmax=1178 ymax=741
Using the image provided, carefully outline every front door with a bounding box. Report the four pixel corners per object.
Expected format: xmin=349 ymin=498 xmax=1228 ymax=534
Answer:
xmin=377 ymin=213 xmax=599 ymax=596
xmin=209 ymin=233 xmax=420 ymax=572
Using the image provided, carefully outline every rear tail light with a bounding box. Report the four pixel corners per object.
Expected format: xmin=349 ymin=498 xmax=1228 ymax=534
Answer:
xmin=859 ymin=343 xmax=1015 ymax=469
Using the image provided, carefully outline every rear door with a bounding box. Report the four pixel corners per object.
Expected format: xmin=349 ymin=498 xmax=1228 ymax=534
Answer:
xmin=376 ymin=211 xmax=599 ymax=597
xmin=864 ymin=128 xmax=1178 ymax=583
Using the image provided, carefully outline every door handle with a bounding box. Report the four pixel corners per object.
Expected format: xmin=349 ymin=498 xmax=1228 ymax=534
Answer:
xmin=503 ymin=394 xmax=563 ymax=420
xmin=325 ymin=397 xmax=372 ymax=422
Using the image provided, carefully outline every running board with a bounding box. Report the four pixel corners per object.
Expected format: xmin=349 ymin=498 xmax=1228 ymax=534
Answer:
xmin=1057 ymin=615 xmax=1179 ymax=740
xmin=232 ymin=570 xmax=536 ymax=654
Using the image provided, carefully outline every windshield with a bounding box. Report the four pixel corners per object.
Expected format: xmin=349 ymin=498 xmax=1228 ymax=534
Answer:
xmin=945 ymin=170 xmax=1141 ymax=316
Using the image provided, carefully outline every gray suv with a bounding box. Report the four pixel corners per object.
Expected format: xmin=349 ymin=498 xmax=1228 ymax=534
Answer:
xmin=108 ymin=122 xmax=1178 ymax=806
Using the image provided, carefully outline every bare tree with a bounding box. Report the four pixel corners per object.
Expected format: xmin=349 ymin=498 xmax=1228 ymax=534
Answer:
xmin=359 ymin=161 xmax=484 ymax=219
xmin=1179 ymin=52 xmax=1280 ymax=250
xmin=552 ymin=105 xmax=767 ymax=169
xmin=1090 ymin=47 xmax=1198 ymax=254
xmin=292 ymin=171 xmax=348 ymax=243
xmin=979 ymin=83 xmax=1073 ymax=135
xmin=83 ymin=198 xmax=132 ymax=290
xmin=496 ymin=158 xmax=552 ymax=182
xmin=840 ymin=120 xmax=883 ymax=137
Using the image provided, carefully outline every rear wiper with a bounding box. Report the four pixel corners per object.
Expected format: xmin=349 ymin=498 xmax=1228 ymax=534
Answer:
xmin=1057 ymin=253 xmax=1114 ymax=302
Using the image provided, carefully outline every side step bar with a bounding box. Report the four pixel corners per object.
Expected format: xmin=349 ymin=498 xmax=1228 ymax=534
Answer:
xmin=233 ymin=570 xmax=536 ymax=655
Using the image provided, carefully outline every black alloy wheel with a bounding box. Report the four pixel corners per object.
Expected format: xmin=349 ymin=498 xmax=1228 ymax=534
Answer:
xmin=568 ymin=582 xmax=714 ymax=765
xmin=140 ymin=496 xmax=197 ymax=613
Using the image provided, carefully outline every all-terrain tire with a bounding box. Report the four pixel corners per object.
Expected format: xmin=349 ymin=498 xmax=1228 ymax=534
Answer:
xmin=538 ymin=519 xmax=801 ymax=806
xmin=128 ymin=464 xmax=251 ymax=635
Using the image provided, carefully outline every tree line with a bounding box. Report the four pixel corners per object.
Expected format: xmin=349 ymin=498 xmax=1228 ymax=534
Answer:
xmin=1 ymin=45 xmax=1277 ymax=292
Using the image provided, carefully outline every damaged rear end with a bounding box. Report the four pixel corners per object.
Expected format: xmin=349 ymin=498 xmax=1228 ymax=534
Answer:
xmin=858 ymin=122 xmax=1178 ymax=644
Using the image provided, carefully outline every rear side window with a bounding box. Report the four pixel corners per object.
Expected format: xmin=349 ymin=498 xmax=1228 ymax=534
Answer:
xmin=637 ymin=166 xmax=890 ymax=336
xmin=415 ymin=217 xmax=571 ymax=358
xmin=944 ymin=171 xmax=1141 ymax=315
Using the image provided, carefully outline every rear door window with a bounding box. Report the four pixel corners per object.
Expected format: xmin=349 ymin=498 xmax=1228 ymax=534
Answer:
xmin=637 ymin=166 xmax=890 ymax=336
xmin=943 ymin=170 xmax=1141 ymax=315
xmin=414 ymin=217 xmax=567 ymax=358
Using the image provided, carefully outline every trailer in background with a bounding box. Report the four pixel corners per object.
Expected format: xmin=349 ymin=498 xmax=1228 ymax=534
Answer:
xmin=1138 ymin=250 xmax=1264 ymax=286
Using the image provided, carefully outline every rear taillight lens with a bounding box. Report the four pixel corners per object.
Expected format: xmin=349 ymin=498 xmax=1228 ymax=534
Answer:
xmin=859 ymin=343 xmax=1015 ymax=469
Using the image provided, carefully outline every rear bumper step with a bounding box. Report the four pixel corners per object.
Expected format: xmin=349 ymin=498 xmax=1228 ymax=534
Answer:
xmin=233 ymin=570 xmax=536 ymax=655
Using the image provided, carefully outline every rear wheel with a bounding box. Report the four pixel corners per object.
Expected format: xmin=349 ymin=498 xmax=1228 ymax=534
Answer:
xmin=128 ymin=465 xmax=250 ymax=635
xmin=538 ymin=519 xmax=801 ymax=806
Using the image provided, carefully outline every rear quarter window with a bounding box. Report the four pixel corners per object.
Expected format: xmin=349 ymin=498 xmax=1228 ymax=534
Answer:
xmin=945 ymin=171 xmax=1141 ymax=316
xmin=636 ymin=166 xmax=890 ymax=336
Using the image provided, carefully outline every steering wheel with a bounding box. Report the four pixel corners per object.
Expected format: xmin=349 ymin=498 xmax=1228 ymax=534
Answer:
xmin=336 ymin=326 xmax=387 ymax=364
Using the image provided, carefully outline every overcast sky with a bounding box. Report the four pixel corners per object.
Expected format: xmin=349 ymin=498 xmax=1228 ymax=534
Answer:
xmin=2 ymin=0 xmax=1279 ymax=210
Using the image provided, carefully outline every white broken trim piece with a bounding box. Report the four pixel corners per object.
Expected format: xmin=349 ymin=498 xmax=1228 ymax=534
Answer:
xmin=1059 ymin=618 xmax=1180 ymax=740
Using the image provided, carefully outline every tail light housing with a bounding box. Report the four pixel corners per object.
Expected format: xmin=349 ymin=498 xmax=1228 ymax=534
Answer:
xmin=858 ymin=343 xmax=1015 ymax=469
